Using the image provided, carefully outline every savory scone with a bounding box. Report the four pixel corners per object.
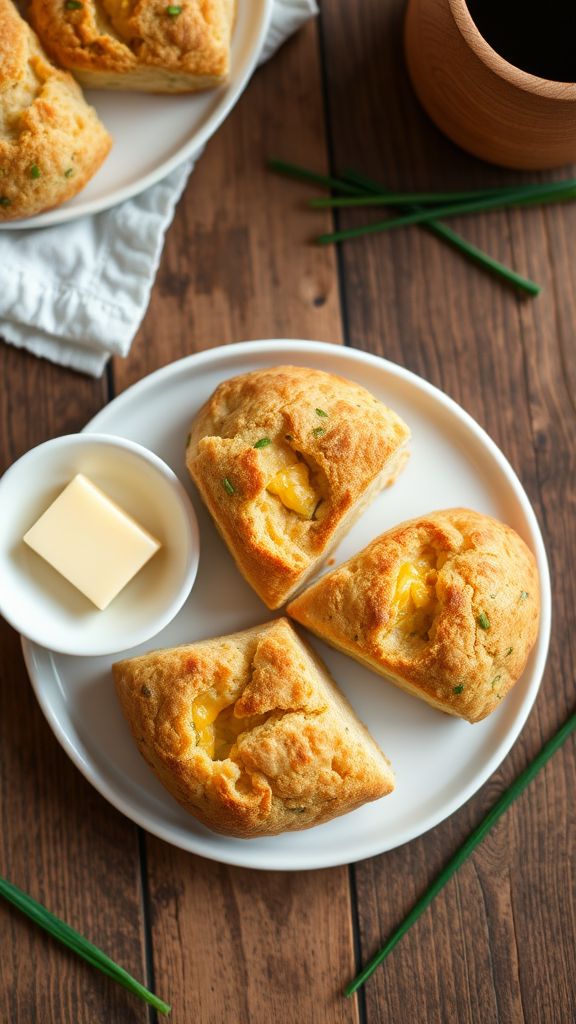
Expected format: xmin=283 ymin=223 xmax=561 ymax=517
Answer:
xmin=186 ymin=365 xmax=411 ymax=609
xmin=113 ymin=618 xmax=395 ymax=838
xmin=288 ymin=509 xmax=540 ymax=723
xmin=0 ymin=0 xmax=111 ymax=221
xmin=28 ymin=0 xmax=235 ymax=94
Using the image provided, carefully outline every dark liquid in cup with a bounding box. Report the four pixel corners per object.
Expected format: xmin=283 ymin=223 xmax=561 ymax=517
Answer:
xmin=465 ymin=0 xmax=576 ymax=83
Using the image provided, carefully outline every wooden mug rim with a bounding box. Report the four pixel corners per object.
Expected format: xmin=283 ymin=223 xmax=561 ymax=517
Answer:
xmin=448 ymin=0 xmax=576 ymax=100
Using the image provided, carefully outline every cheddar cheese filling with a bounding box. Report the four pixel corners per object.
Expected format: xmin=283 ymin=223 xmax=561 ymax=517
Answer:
xmin=266 ymin=461 xmax=318 ymax=519
xmin=391 ymin=551 xmax=438 ymax=636
xmin=192 ymin=691 xmax=266 ymax=761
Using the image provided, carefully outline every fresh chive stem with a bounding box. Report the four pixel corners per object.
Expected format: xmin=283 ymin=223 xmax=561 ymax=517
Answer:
xmin=505 ymin=188 xmax=576 ymax=211
xmin=418 ymin=220 xmax=541 ymax=296
xmin=0 ymin=876 xmax=171 ymax=1014
xmin=310 ymin=186 xmax=536 ymax=208
xmin=339 ymin=170 xmax=540 ymax=296
xmin=345 ymin=709 xmax=576 ymax=997
xmin=269 ymin=160 xmax=541 ymax=295
xmin=317 ymin=179 xmax=576 ymax=244
xmin=268 ymin=159 xmax=364 ymax=196
xmin=311 ymin=179 xmax=573 ymax=208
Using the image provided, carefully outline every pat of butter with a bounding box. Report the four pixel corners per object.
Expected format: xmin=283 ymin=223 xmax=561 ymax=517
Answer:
xmin=23 ymin=474 xmax=161 ymax=610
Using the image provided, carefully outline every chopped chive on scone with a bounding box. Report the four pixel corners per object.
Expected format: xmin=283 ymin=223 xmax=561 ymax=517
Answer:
xmin=186 ymin=365 xmax=411 ymax=609
xmin=113 ymin=618 xmax=395 ymax=838
xmin=288 ymin=509 xmax=540 ymax=723
xmin=28 ymin=0 xmax=235 ymax=93
xmin=0 ymin=0 xmax=111 ymax=221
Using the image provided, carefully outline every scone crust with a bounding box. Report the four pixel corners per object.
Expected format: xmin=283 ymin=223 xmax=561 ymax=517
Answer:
xmin=113 ymin=618 xmax=394 ymax=838
xmin=186 ymin=365 xmax=410 ymax=608
xmin=0 ymin=0 xmax=111 ymax=221
xmin=28 ymin=0 xmax=235 ymax=92
xmin=288 ymin=509 xmax=540 ymax=723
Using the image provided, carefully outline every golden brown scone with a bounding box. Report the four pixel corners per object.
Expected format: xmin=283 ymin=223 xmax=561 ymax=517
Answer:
xmin=28 ymin=0 xmax=235 ymax=93
xmin=288 ymin=509 xmax=540 ymax=724
xmin=186 ymin=365 xmax=411 ymax=609
xmin=113 ymin=618 xmax=394 ymax=838
xmin=112 ymin=618 xmax=391 ymax=835
xmin=0 ymin=0 xmax=111 ymax=221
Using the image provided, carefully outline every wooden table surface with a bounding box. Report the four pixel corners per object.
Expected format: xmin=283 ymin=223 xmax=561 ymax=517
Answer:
xmin=1 ymin=2 xmax=575 ymax=1022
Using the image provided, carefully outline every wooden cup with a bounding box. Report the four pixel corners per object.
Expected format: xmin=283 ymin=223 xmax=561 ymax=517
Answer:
xmin=404 ymin=0 xmax=576 ymax=169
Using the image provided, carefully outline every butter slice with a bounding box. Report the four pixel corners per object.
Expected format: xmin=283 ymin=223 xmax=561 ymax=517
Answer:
xmin=23 ymin=474 xmax=161 ymax=610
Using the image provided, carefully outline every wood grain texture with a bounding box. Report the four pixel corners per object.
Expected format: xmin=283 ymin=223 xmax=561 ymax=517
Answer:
xmin=405 ymin=0 xmax=576 ymax=169
xmin=145 ymin=846 xmax=358 ymax=1024
xmin=115 ymin=20 xmax=357 ymax=1024
xmin=321 ymin=0 xmax=575 ymax=1021
xmin=1 ymin=0 xmax=575 ymax=1021
xmin=113 ymin=20 xmax=343 ymax=393
xmin=0 ymin=349 xmax=149 ymax=1023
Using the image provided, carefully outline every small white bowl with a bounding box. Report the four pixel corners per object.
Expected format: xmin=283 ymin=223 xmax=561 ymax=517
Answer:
xmin=0 ymin=434 xmax=199 ymax=656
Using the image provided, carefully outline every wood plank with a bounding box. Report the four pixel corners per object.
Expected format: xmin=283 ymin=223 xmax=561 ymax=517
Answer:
xmin=320 ymin=1 xmax=575 ymax=1022
xmin=114 ymin=22 xmax=357 ymax=1024
xmin=113 ymin=20 xmax=343 ymax=391
xmin=0 ymin=346 xmax=149 ymax=1023
xmin=146 ymin=846 xmax=357 ymax=1023
xmin=0 ymin=346 xmax=107 ymax=469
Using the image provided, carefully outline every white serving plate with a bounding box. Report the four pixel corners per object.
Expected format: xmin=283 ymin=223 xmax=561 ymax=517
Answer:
xmin=2 ymin=0 xmax=272 ymax=230
xmin=22 ymin=341 xmax=551 ymax=870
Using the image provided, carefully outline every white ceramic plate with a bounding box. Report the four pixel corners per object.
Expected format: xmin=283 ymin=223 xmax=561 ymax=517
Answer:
xmin=2 ymin=0 xmax=272 ymax=230
xmin=22 ymin=341 xmax=551 ymax=870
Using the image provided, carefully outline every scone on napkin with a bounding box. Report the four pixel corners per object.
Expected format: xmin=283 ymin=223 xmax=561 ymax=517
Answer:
xmin=29 ymin=0 xmax=236 ymax=93
xmin=0 ymin=0 xmax=111 ymax=221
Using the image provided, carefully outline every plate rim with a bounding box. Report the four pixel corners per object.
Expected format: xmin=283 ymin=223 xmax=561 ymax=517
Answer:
xmin=21 ymin=340 xmax=552 ymax=870
xmin=1 ymin=0 xmax=273 ymax=231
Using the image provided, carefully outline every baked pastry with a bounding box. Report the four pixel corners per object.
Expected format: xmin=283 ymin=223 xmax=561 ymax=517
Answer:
xmin=113 ymin=618 xmax=395 ymax=838
xmin=288 ymin=508 xmax=540 ymax=723
xmin=0 ymin=0 xmax=111 ymax=221
xmin=186 ymin=365 xmax=411 ymax=609
xmin=28 ymin=0 xmax=235 ymax=94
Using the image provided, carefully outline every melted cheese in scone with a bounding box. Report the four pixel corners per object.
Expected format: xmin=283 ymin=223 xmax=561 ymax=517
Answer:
xmin=266 ymin=460 xmax=318 ymax=519
xmin=191 ymin=690 xmax=267 ymax=761
xmin=288 ymin=509 xmax=540 ymax=724
xmin=392 ymin=550 xmax=439 ymax=636
xmin=113 ymin=619 xmax=395 ymax=838
xmin=186 ymin=366 xmax=411 ymax=609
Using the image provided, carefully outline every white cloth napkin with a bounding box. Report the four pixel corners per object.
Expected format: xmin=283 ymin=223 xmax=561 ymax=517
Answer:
xmin=0 ymin=0 xmax=317 ymax=376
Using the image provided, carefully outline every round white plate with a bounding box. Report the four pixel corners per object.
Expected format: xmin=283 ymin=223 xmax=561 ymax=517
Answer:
xmin=3 ymin=0 xmax=272 ymax=230
xmin=22 ymin=341 xmax=551 ymax=870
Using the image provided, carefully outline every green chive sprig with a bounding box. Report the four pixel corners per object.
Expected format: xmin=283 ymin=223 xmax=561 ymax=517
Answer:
xmin=340 ymin=169 xmax=540 ymax=296
xmin=268 ymin=159 xmax=550 ymax=295
xmin=268 ymin=158 xmax=364 ymax=196
xmin=0 ymin=875 xmax=170 ymax=1014
xmin=345 ymin=709 xmax=576 ymax=996
xmin=310 ymin=185 xmax=531 ymax=208
xmin=312 ymin=179 xmax=576 ymax=212
xmin=317 ymin=179 xmax=576 ymax=245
